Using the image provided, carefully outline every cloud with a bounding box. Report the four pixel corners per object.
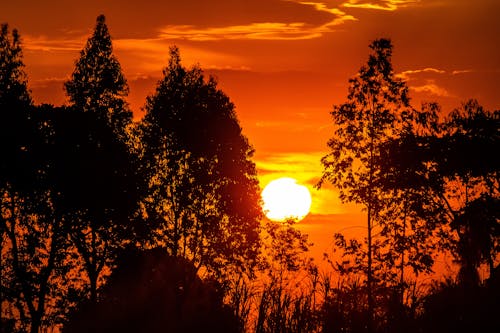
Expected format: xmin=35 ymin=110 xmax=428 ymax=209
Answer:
xmin=410 ymin=81 xmax=451 ymax=97
xmin=452 ymin=69 xmax=474 ymax=75
xmin=22 ymin=35 xmax=85 ymax=52
xmin=257 ymin=152 xmax=324 ymax=181
xmin=342 ymin=0 xmax=421 ymax=11
xmin=297 ymin=2 xmax=358 ymax=26
xmin=158 ymin=2 xmax=356 ymax=41
xmin=397 ymin=67 xmax=446 ymax=80
xmin=159 ymin=22 xmax=322 ymax=41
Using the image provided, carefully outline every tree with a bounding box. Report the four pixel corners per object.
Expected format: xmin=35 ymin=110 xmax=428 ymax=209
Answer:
xmin=433 ymin=100 xmax=500 ymax=286
xmin=61 ymin=15 xmax=137 ymax=304
xmin=138 ymin=46 xmax=262 ymax=280
xmin=0 ymin=22 xmax=33 ymax=197
xmin=0 ymin=26 xmax=72 ymax=333
xmin=382 ymin=100 xmax=500 ymax=287
xmin=318 ymin=38 xmax=426 ymax=329
xmin=64 ymin=14 xmax=131 ymax=131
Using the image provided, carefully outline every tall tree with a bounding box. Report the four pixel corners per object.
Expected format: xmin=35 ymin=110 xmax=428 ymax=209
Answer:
xmin=64 ymin=14 xmax=131 ymax=131
xmin=318 ymin=38 xmax=417 ymax=329
xmin=0 ymin=26 xmax=73 ymax=333
xmin=139 ymin=47 xmax=262 ymax=280
xmin=61 ymin=15 xmax=137 ymax=304
xmin=0 ymin=23 xmax=33 ymax=195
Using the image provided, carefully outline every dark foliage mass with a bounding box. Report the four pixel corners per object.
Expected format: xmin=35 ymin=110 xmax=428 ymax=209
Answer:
xmin=63 ymin=248 xmax=239 ymax=333
xmin=138 ymin=46 xmax=262 ymax=279
xmin=0 ymin=16 xmax=499 ymax=333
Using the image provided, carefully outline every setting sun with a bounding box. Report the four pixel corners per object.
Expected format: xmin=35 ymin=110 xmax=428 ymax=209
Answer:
xmin=261 ymin=177 xmax=312 ymax=222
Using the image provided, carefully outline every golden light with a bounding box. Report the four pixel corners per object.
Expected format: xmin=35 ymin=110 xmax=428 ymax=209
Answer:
xmin=261 ymin=177 xmax=312 ymax=222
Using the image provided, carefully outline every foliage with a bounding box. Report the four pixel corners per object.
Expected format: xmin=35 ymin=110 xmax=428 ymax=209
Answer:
xmin=138 ymin=46 xmax=262 ymax=279
xmin=318 ymin=38 xmax=440 ymax=325
xmin=0 ymin=25 xmax=73 ymax=333
xmin=433 ymin=100 xmax=500 ymax=285
xmin=0 ymin=23 xmax=33 ymax=193
xmin=64 ymin=14 xmax=130 ymax=131
xmin=418 ymin=275 xmax=500 ymax=333
xmin=61 ymin=15 xmax=138 ymax=303
xmin=42 ymin=105 xmax=139 ymax=303
xmin=0 ymin=23 xmax=31 ymax=107
xmin=63 ymin=248 xmax=239 ymax=333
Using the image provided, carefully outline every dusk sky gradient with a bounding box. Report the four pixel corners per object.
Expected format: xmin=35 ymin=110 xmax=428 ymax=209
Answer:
xmin=2 ymin=0 xmax=499 ymax=258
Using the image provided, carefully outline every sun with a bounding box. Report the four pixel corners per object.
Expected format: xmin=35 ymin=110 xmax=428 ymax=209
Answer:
xmin=261 ymin=177 xmax=312 ymax=222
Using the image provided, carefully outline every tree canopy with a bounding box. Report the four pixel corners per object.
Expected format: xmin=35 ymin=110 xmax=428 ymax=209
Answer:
xmin=139 ymin=46 xmax=262 ymax=278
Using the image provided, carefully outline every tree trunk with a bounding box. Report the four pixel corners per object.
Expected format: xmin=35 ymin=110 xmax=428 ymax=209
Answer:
xmin=88 ymin=271 xmax=97 ymax=304
xmin=367 ymin=203 xmax=373 ymax=333
xmin=30 ymin=315 xmax=41 ymax=333
xmin=400 ymin=208 xmax=407 ymax=305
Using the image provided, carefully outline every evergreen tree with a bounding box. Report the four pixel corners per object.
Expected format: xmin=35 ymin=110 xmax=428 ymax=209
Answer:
xmin=64 ymin=14 xmax=131 ymax=131
xmin=59 ymin=15 xmax=137 ymax=304
xmin=0 ymin=23 xmax=31 ymax=107
xmin=139 ymin=47 xmax=262 ymax=280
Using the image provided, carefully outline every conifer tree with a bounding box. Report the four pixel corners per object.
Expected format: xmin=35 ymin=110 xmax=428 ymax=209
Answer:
xmin=64 ymin=14 xmax=131 ymax=130
xmin=60 ymin=15 xmax=137 ymax=304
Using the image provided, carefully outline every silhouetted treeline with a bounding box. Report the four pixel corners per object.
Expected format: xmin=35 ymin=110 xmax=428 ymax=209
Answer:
xmin=1 ymin=16 xmax=499 ymax=333
xmin=0 ymin=15 xmax=263 ymax=333
xmin=318 ymin=38 xmax=499 ymax=333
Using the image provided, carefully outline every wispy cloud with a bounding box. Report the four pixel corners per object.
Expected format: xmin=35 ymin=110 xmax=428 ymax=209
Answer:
xmin=397 ymin=67 xmax=446 ymax=80
xmin=22 ymin=35 xmax=85 ymax=52
xmin=158 ymin=2 xmax=356 ymax=41
xmin=342 ymin=0 xmax=421 ymax=11
xmin=410 ymin=81 xmax=451 ymax=97
xmin=159 ymin=22 xmax=322 ymax=41
xmin=452 ymin=69 xmax=474 ymax=75
xmin=256 ymin=152 xmax=324 ymax=193
xmin=298 ymin=2 xmax=357 ymax=27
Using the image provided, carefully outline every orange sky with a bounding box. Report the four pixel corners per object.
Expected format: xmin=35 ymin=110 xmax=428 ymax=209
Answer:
xmin=2 ymin=0 xmax=499 ymax=260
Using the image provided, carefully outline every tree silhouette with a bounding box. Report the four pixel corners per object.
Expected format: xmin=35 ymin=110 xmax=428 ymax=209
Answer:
xmin=318 ymin=38 xmax=422 ymax=329
xmin=0 ymin=23 xmax=33 ymax=195
xmin=138 ymin=46 xmax=262 ymax=279
xmin=0 ymin=26 xmax=72 ymax=333
xmin=434 ymin=100 xmax=500 ymax=286
xmin=64 ymin=14 xmax=131 ymax=132
xmin=375 ymin=102 xmax=444 ymax=298
xmin=60 ymin=15 xmax=137 ymax=304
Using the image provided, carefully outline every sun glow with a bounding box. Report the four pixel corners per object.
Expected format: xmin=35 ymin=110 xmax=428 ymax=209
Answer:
xmin=261 ymin=177 xmax=312 ymax=222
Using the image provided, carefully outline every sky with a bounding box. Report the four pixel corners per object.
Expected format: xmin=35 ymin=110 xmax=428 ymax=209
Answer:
xmin=2 ymin=0 xmax=499 ymax=258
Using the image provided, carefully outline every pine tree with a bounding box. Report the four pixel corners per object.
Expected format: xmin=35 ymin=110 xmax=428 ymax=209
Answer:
xmin=0 ymin=23 xmax=31 ymax=107
xmin=64 ymin=14 xmax=130 ymax=131
xmin=59 ymin=15 xmax=137 ymax=304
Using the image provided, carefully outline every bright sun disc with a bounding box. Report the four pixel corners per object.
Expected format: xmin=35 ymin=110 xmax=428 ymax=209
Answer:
xmin=262 ymin=177 xmax=312 ymax=222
